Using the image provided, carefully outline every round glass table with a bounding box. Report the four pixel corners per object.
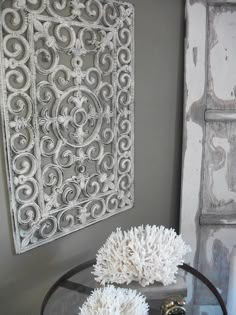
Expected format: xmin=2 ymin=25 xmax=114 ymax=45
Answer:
xmin=40 ymin=259 xmax=227 ymax=315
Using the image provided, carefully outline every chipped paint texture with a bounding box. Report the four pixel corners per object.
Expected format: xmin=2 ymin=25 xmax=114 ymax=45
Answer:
xmin=195 ymin=227 xmax=232 ymax=304
xmin=203 ymin=123 xmax=236 ymax=213
xmin=180 ymin=0 xmax=206 ymax=307
xmin=180 ymin=1 xmax=236 ymax=313
xmin=208 ymin=6 xmax=236 ymax=104
xmin=193 ymin=305 xmax=222 ymax=315
xmin=190 ymin=0 xmax=236 ymax=5
xmin=192 ymin=47 xmax=198 ymax=67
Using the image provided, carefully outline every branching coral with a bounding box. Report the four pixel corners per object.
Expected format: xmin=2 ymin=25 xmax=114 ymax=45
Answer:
xmin=93 ymin=225 xmax=191 ymax=287
xmin=78 ymin=285 xmax=149 ymax=315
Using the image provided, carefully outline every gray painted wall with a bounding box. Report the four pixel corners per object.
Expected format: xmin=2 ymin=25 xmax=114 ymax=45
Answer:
xmin=0 ymin=0 xmax=185 ymax=314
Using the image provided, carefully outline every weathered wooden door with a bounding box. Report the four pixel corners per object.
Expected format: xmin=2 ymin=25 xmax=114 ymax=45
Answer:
xmin=180 ymin=1 xmax=236 ymax=314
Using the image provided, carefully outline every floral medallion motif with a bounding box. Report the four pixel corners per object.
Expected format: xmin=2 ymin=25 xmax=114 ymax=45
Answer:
xmin=0 ymin=0 xmax=134 ymax=253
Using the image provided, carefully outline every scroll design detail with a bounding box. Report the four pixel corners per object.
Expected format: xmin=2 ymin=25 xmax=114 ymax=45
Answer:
xmin=0 ymin=0 xmax=134 ymax=253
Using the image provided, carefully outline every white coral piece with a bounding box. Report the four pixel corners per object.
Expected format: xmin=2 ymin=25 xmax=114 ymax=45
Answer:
xmin=78 ymin=285 xmax=149 ymax=315
xmin=93 ymin=225 xmax=191 ymax=287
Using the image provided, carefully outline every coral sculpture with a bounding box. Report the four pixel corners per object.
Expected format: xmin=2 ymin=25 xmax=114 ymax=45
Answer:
xmin=93 ymin=225 xmax=191 ymax=287
xmin=78 ymin=285 xmax=149 ymax=315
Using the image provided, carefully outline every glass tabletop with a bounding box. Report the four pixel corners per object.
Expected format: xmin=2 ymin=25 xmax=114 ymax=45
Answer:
xmin=41 ymin=259 xmax=226 ymax=315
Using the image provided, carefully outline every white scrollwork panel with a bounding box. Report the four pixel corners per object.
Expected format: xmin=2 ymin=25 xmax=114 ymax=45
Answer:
xmin=0 ymin=0 xmax=134 ymax=253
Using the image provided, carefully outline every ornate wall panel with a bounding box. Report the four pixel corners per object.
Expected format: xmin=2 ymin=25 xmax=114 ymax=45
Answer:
xmin=0 ymin=0 xmax=134 ymax=253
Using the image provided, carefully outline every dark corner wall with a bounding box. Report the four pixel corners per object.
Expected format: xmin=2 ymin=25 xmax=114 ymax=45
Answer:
xmin=0 ymin=0 xmax=185 ymax=314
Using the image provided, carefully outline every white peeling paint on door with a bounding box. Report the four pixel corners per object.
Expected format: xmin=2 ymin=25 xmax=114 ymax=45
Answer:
xmin=180 ymin=0 xmax=206 ymax=308
xmin=180 ymin=1 xmax=236 ymax=314
xmin=202 ymin=123 xmax=236 ymax=213
xmin=209 ymin=7 xmax=236 ymax=101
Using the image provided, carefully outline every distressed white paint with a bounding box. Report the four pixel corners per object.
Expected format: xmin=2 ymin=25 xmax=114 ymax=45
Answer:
xmin=205 ymin=231 xmax=216 ymax=264
xmin=195 ymin=227 xmax=236 ymax=306
xmin=211 ymin=137 xmax=236 ymax=205
xmin=227 ymin=246 xmax=236 ymax=315
xmin=0 ymin=0 xmax=135 ymax=253
xmin=180 ymin=0 xmax=206 ymax=306
xmin=193 ymin=305 xmax=222 ymax=315
xmin=181 ymin=0 xmax=236 ymax=313
xmin=203 ymin=122 xmax=236 ymax=214
xmin=209 ymin=8 xmax=236 ymax=101
xmin=185 ymin=3 xmax=206 ymax=108
xmin=205 ymin=110 xmax=236 ymax=121
xmin=204 ymin=227 xmax=236 ymax=252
